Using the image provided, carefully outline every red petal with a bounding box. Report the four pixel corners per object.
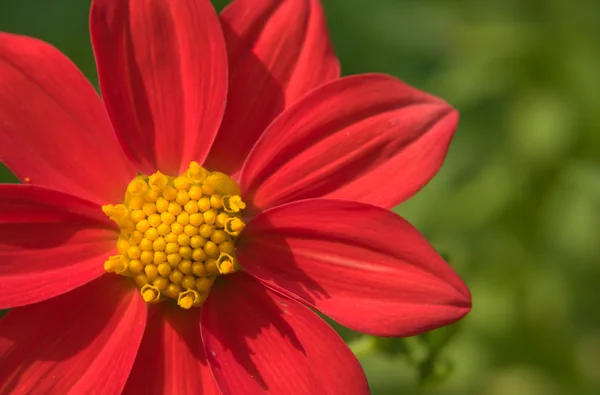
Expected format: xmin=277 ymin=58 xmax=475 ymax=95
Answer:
xmin=201 ymin=273 xmax=368 ymax=395
xmin=205 ymin=0 xmax=340 ymax=176
xmin=240 ymin=74 xmax=458 ymax=213
xmin=90 ymin=0 xmax=228 ymax=175
xmin=0 ymin=185 xmax=117 ymax=308
xmin=123 ymin=303 xmax=218 ymax=394
xmin=0 ymin=32 xmax=135 ymax=205
xmin=0 ymin=275 xmax=147 ymax=394
xmin=237 ymin=199 xmax=471 ymax=337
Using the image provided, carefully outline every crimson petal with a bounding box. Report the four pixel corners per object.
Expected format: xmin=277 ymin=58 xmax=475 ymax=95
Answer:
xmin=0 ymin=185 xmax=116 ymax=308
xmin=237 ymin=199 xmax=471 ymax=337
xmin=0 ymin=32 xmax=135 ymax=205
xmin=205 ymin=0 xmax=340 ymax=176
xmin=0 ymin=275 xmax=146 ymax=394
xmin=201 ymin=273 xmax=368 ymax=395
xmin=123 ymin=303 xmax=218 ymax=394
xmin=240 ymin=74 xmax=458 ymax=213
xmin=91 ymin=0 xmax=228 ymax=175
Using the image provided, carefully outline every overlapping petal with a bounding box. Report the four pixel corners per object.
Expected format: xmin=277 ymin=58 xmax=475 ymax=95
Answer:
xmin=240 ymin=74 xmax=458 ymax=213
xmin=0 ymin=32 xmax=135 ymax=205
xmin=90 ymin=0 xmax=228 ymax=175
xmin=201 ymin=273 xmax=368 ymax=395
xmin=0 ymin=275 xmax=146 ymax=394
xmin=205 ymin=0 xmax=340 ymax=176
xmin=237 ymin=199 xmax=471 ymax=337
xmin=123 ymin=303 xmax=217 ymax=394
xmin=0 ymin=185 xmax=116 ymax=309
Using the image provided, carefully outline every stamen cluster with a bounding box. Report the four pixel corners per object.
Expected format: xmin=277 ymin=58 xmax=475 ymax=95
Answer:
xmin=102 ymin=162 xmax=246 ymax=309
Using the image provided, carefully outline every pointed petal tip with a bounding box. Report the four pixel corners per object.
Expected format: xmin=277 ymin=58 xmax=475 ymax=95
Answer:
xmin=240 ymin=73 xmax=462 ymax=212
xmin=0 ymin=32 xmax=135 ymax=204
xmin=206 ymin=0 xmax=340 ymax=175
xmin=237 ymin=198 xmax=472 ymax=337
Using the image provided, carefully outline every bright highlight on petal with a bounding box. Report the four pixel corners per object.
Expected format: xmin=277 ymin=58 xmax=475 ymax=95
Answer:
xmin=240 ymin=73 xmax=458 ymax=212
xmin=102 ymin=161 xmax=246 ymax=309
xmin=237 ymin=198 xmax=471 ymax=337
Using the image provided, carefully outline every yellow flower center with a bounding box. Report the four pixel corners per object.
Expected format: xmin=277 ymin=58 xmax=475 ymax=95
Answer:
xmin=102 ymin=161 xmax=246 ymax=309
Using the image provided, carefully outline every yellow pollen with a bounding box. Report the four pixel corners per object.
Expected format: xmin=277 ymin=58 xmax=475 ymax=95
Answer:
xmin=148 ymin=171 xmax=168 ymax=190
xmin=186 ymin=161 xmax=208 ymax=183
xmin=102 ymin=204 xmax=129 ymax=223
xmin=127 ymin=178 xmax=148 ymax=196
xmin=216 ymin=252 xmax=236 ymax=274
xmin=224 ymin=217 xmax=245 ymax=236
xmin=104 ymin=255 xmax=128 ymax=274
xmin=102 ymin=162 xmax=246 ymax=309
xmin=177 ymin=289 xmax=200 ymax=309
xmin=222 ymin=195 xmax=246 ymax=213
xmin=141 ymin=284 xmax=161 ymax=303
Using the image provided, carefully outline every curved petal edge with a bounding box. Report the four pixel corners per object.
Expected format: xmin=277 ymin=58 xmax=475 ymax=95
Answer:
xmin=237 ymin=198 xmax=471 ymax=337
xmin=201 ymin=273 xmax=369 ymax=395
xmin=240 ymin=73 xmax=458 ymax=213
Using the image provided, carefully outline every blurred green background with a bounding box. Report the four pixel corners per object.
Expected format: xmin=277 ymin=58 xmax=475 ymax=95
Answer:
xmin=1 ymin=0 xmax=599 ymax=394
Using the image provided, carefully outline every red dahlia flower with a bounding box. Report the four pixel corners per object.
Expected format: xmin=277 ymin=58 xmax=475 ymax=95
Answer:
xmin=0 ymin=0 xmax=471 ymax=393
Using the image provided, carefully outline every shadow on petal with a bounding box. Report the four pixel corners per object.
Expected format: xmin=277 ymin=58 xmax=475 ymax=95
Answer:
xmin=236 ymin=198 xmax=471 ymax=337
xmin=0 ymin=185 xmax=118 ymax=308
xmin=237 ymin=217 xmax=330 ymax=307
xmin=123 ymin=302 xmax=218 ymax=394
xmin=0 ymin=275 xmax=145 ymax=394
xmin=200 ymin=273 xmax=368 ymax=394
xmin=204 ymin=15 xmax=285 ymax=179
xmin=202 ymin=273 xmax=305 ymax=390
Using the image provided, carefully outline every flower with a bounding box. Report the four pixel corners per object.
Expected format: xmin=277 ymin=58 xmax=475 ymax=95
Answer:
xmin=0 ymin=0 xmax=471 ymax=393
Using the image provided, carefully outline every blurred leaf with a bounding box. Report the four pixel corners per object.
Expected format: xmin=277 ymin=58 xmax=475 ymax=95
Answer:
xmin=0 ymin=163 xmax=19 ymax=183
xmin=507 ymin=88 xmax=575 ymax=166
xmin=349 ymin=322 xmax=466 ymax=388
xmin=419 ymin=353 xmax=454 ymax=388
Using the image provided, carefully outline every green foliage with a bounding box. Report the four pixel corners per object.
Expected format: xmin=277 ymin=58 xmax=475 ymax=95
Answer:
xmin=1 ymin=0 xmax=599 ymax=394
xmin=0 ymin=163 xmax=19 ymax=183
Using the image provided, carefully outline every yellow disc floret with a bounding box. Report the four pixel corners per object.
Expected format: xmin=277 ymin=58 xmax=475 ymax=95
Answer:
xmin=102 ymin=162 xmax=246 ymax=309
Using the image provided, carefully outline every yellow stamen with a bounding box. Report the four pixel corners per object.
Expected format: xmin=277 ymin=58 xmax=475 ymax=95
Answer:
xmin=104 ymin=255 xmax=128 ymax=274
xmin=216 ymin=252 xmax=236 ymax=274
xmin=102 ymin=204 xmax=129 ymax=223
xmin=178 ymin=289 xmax=200 ymax=309
xmin=127 ymin=177 xmax=148 ymax=196
xmin=148 ymin=171 xmax=168 ymax=190
xmin=186 ymin=161 xmax=208 ymax=183
xmin=203 ymin=172 xmax=241 ymax=196
xmin=173 ymin=176 xmax=191 ymax=190
xmin=196 ymin=276 xmax=216 ymax=293
xmin=224 ymin=217 xmax=245 ymax=236
xmin=222 ymin=195 xmax=246 ymax=213
xmin=141 ymin=284 xmax=161 ymax=303
xmin=102 ymin=162 xmax=246 ymax=309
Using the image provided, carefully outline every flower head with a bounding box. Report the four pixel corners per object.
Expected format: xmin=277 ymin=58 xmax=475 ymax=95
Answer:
xmin=0 ymin=0 xmax=470 ymax=393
